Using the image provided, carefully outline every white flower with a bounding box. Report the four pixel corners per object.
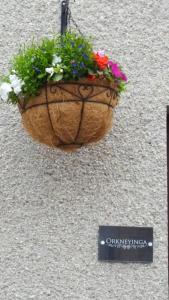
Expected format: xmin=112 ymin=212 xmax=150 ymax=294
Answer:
xmin=9 ymin=74 xmax=24 ymax=95
xmin=45 ymin=67 xmax=54 ymax=77
xmin=52 ymin=55 xmax=62 ymax=66
xmin=94 ymin=50 xmax=105 ymax=57
xmin=98 ymin=50 xmax=105 ymax=57
xmin=0 ymin=82 xmax=12 ymax=101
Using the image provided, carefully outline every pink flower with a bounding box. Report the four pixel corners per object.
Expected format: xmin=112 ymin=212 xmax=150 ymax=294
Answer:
xmin=108 ymin=61 xmax=127 ymax=81
xmin=120 ymin=72 xmax=127 ymax=82
xmin=111 ymin=63 xmax=122 ymax=77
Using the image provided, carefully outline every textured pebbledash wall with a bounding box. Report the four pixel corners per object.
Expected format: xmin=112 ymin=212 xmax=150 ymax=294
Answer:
xmin=0 ymin=0 xmax=168 ymax=299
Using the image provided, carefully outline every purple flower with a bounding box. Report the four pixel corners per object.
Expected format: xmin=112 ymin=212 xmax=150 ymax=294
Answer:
xmin=80 ymin=62 xmax=85 ymax=68
xmin=82 ymin=53 xmax=89 ymax=60
xmin=71 ymin=62 xmax=78 ymax=67
xmin=32 ymin=66 xmax=41 ymax=74
xmin=78 ymin=45 xmax=83 ymax=49
xmin=72 ymin=70 xmax=78 ymax=75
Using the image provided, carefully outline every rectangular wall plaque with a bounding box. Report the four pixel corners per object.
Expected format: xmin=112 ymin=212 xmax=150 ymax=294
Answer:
xmin=98 ymin=226 xmax=153 ymax=263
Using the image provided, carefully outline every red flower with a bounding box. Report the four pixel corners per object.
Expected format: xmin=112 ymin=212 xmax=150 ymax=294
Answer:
xmin=87 ymin=74 xmax=96 ymax=81
xmin=93 ymin=53 xmax=109 ymax=70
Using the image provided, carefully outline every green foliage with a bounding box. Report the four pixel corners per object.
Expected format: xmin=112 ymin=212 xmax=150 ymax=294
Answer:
xmin=9 ymin=92 xmax=19 ymax=104
xmin=118 ymin=81 xmax=127 ymax=93
xmin=54 ymin=32 xmax=95 ymax=80
xmin=8 ymin=32 xmax=96 ymax=103
xmin=12 ymin=37 xmax=58 ymax=98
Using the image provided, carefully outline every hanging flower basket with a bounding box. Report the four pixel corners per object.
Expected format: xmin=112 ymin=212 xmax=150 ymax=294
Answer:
xmin=18 ymin=79 xmax=118 ymax=151
xmin=0 ymin=32 xmax=127 ymax=152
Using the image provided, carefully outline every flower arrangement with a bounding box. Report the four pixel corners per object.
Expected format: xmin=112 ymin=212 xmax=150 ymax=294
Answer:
xmin=0 ymin=32 xmax=127 ymax=104
xmin=0 ymin=32 xmax=127 ymax=151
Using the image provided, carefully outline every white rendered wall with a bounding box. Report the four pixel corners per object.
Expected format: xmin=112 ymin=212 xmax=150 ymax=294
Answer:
xmin=0 ymin=0 xmax=168 ymax=299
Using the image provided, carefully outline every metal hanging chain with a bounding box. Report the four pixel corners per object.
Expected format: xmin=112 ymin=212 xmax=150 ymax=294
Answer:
xmin=61 ymin=0 xmax=83 ymax=35
xmin=68 ymin=7 xmax=84 ymax=36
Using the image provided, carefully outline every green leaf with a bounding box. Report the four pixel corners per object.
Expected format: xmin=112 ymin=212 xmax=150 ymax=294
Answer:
xmin=119 ymin=82 xmax=127 ymax=92
xmin=97 ymin=71 xmax=103 ymax=75
xmin=37 ymin=73 xmax=46 ymax=79
xmin=53 ymin=74 xmax=63 ymax=81
xmin=107 ymin=76 xmax=114 ymax=82
xmin=103 ymin=69 xmax=110 ymax=75
xmin=88 ymin=69 xmax=95 ymax=75
xmin=24 ymin=76 xmax=29 ymax=81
